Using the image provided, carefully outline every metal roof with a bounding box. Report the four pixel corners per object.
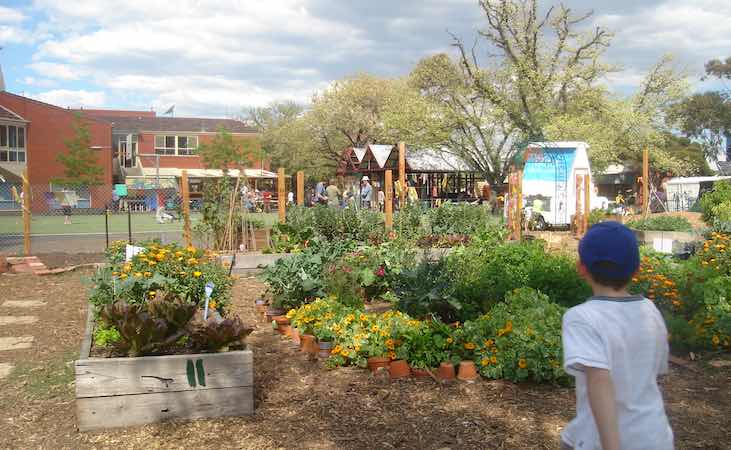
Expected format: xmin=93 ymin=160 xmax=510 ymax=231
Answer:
xmin=407 ymin=149 xmax=472 ymax=172
xmin=666 ymin=175 xmax=731 ymax=185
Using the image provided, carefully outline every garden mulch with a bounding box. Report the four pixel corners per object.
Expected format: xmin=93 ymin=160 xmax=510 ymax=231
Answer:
xmin=0 ymin=272 xmax=729 ymax=449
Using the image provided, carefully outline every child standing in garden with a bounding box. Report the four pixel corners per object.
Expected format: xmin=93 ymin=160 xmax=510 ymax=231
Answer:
xmin=562 ymin=221 xmax=673 ymax=450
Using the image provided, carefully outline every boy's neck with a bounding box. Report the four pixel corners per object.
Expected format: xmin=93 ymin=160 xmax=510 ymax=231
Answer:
xmin=590 ymin=283 xmax=632 ymax=298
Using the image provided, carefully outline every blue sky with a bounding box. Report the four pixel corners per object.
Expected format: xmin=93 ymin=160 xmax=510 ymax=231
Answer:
xmin=1 ymin=0 xmax=729 ymax=118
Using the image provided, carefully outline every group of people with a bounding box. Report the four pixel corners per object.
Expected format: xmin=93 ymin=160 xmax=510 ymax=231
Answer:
xmin=311 ymin=176 xmax=386 ymax=210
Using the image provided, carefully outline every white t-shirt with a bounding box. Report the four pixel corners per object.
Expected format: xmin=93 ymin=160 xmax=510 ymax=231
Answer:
xmin=562 ymin=296 xmax=673 ymax=450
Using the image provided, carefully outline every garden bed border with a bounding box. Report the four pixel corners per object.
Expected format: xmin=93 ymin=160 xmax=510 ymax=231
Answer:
xmin=74 ymin=307 xmax=254 ymax=431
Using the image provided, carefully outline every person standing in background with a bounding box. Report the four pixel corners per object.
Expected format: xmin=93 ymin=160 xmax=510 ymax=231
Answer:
xmin=325 ymin=179 xmax=340 ymax=208
xmin=360 ymin=176 xmax=372 ymax=209
xmin=315 ymin=179 xmax=328 ymax=205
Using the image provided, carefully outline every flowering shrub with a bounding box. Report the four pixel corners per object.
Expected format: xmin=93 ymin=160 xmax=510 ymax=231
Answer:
xmin=89 ymin=242 xmax=249 ymax=356
xmin=90 ymin=242 xmax=233 ymax=311
xmin=464 ymin=288 xmax=566 ymax=383
xmin=696 ymin=232 xmax=731 ymax=276
xmin=626 ymin=215 xmax=693 ymax=232
xmin=286 ymin=288 xmax=567 ymax=382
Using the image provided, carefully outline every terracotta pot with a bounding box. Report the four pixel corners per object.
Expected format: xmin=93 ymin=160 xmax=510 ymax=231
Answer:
xmin=300 ymin=334 xmax=318 ymax=355
xmin=411 ymin=366 xmax=432 ymax=378
xmin=389 ymin=360 xmax=411 ymax=379
xmin=291 ymin=327 xmax=301 ymax=347
xmin=279 ymin=323 xmax=292 ymax=337
xmin=367 ymin=356 xmax=391 ymax=373
xmin=254 ymin=298 xmax=268 ymax=316
xmin=272 ymin=316 xmax=289 ymax=335
xmin=265 ymin=307 xmax=284 ymax=323
xmin=457 ymin=360 xmax=479 ymax=382
xmin=318 ymin=341 xmax=333 ymax=359
xmin=437 ymin=362 xmax=456 ymax=381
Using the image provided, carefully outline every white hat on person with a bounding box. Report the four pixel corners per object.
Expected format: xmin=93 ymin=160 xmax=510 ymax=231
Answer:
xmin=362 ymin=176 xmax=370 ymax=181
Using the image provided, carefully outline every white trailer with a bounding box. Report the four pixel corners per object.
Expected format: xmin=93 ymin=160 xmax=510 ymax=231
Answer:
xmin=521 ymin=141 xmax=594 ymax=228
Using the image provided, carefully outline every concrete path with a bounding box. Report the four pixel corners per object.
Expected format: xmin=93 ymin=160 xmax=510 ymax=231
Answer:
xmin=0 ymin=300 xmax=41 ymax=379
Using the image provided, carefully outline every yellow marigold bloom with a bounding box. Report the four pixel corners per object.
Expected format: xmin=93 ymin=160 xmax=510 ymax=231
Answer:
xmin=464 ymin=342 xmax=476 ymax=350
xmin=480 ymin=358 xmax=489 ymax=366
xmin=120 ymin=273 xmax=128 ymax=279
xmin=134 ymin=272 xmax=142 ymax=277
xmin=380 ymin=331 xmax=387 ymax=337
xmin=359 ymin=314 xmax=367 ymax=322
xmin=354 ymin=345 xmax=361 ymax=352
xmin=484 ymin=339 xmax=494 ymax=347
xmin=286 ymin=309 xmax=296 ymax=319
xmin=123 ymin=264 xmax=131 ymax=272
xmin=144 ymin=271 xmax=152 ymax=277
xmin=175 ymin=251 xmax=183 ymax=257
xmin=209 ymin=300 xmax=217 ymax=310
xmin=187 ymin=246 xmax=196 ymax=253
xmin=193 ymin=271 xmax=202 ymax=277
xmin=187 ymin=258 xmax=198 ymax=265
xmin=340 ymin=350 xmax=349 ymax=357
xmin=112 ymin=271 xmax=119 ymax=276
xmin=155 ymin=253 xmax=165 ymax=261
xmin=332 ymin=345 xmax=341 ymax=354
xmin=712 ymin=335 xmax=720 ymax=345
xmin=371 ymin=325 xmax=379 ymax=332
xmin=148 ymin=291 xmax=156 ymax=298
xmin=148 ymin=260 xmax=157 ymax=266
xmin=518 ymin=358 xmax=527 ymax=369
xmin=388 ymin=351 xmax=396 ymax=359
xmin=446 ymin=337 xmax=453 ymax=344
xmin=490 ymin=356 xmax=497 ymax=364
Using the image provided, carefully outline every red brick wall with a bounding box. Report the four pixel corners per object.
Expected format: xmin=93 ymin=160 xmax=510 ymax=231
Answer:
xmin=136 ymin=132 xmax=268 ymax=170
xmin=0 ymin=92 xmax=113 ymax=210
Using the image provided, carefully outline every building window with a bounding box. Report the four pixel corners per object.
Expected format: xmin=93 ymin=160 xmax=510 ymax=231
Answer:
xmin=0 ymin=125 xmax=26 ymax=163
xmin=177 ymin=135 xmax=198 ymax=155
xmin=154 ymin=135 xmax=198 ymax=156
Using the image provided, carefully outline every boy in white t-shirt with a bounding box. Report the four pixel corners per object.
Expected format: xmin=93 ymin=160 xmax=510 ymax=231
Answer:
xmin=562 ymin=221 xmax=673 ymax=450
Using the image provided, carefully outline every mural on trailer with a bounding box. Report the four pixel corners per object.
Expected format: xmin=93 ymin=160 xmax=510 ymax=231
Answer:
xmin=523 ymin=147 xmax=577 ymax=225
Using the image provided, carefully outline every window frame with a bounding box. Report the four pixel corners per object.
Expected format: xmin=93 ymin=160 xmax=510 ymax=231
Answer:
xmin=0 ymin=124 xmax=26 ymax=163
xmin=154 ymin=134 xmax=198 ymax=156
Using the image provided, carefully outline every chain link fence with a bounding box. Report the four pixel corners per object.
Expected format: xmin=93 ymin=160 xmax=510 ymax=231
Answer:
xmin=0 ymin=184 xmax=195 ymax=255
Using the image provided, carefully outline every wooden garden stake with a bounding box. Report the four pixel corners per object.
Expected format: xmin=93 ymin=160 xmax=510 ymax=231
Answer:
xmin=398 ymin=142 xmax=406 ymax=209
xmin=181 ymin=170 xmax=192 ymax=247
xmin=583 ymin=173 xmax=591 ymax=234
xmin=296 ymin=170 xmax=304 ymax=206
xmin=277 ymin=168 xmax=286 ymax=224
xmin=642 ymin=146 xmax=650 ymax=218
xmin=22 ymin=169 xmax=30 ymax=255
xmin=385 ymin=169 xmax=393 ymax=230
xmin=516 ymin=169 xmax=523 ymax=241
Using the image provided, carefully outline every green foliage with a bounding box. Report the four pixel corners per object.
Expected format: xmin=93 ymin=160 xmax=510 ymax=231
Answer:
xmin=198 ymin=127 xmax=261 ymax=172
xmin=99 ymin=300 xmax=170 ymax=356
xmin=626 ymin=215 xmax=693 ymax=232
xmin=467 ymin=288 xmax=567 ymax=383
xmin=427 ymin=202 xmax=499 ymax=235
xmin=104 ymin=240 xmax=128 ymax=265
xmin=54 ymin=113 xmax=104 ymax=188
xmin=700 ymin=181 xmax=731 ymax=230
xmin=588 ymin=209 xmax=611 ymax=227
xmin=194 ymin=178 xmax=241 ymax=251
xmin=93 ymin=324 xmax=121 ymax=347
xmin=392 ymin=259 xmax=464 ymax=323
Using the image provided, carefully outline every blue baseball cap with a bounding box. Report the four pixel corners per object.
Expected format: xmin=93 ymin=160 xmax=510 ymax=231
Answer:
xmin=579 ymin=221 xmax=640 ymax=280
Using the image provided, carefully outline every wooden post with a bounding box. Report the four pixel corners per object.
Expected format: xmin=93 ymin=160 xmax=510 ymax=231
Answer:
xmin=583 ymin=173 xmax=591 ymax=234
xmin=507 ymin=171 xmax=514 ymax=238
xmin=398 ymin=142 xmax=406 ymax=209
xmin=575 ymin=174 xmax=583 ymax=237
xmin=296 ymin=171 xmax=304 ymax=206
xmin=384 ymin=169 xmax=393 ymax=230
xmin=642 ymin=147 xmax=650 ymax=218
xmin=180 ymin=170 xmax=192 ymax=247
xmin=515 ymin=169 xmax=523 ymax=240
xmin=277 ymin=168 xmax=286 ymax=224
xmin=22 ymin=170 xmax=30 ymax=255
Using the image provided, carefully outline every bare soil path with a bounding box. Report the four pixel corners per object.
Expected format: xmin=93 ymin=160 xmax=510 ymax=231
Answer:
xmin=0 ymin=272 xmax=728 ymax=449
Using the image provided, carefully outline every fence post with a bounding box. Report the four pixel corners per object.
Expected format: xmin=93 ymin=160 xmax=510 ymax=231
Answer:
xmin=398 ymin=142 xmax=406 ymax=209
xmin=277 ymin=168 xmax=286 ymax=224
xmin=516 ymin=168 xmax=523 ymax=240
xmin=296 ymin=170 xmax=304 ymax=206
xmin=385 ymin=169 xmax=393 ymax=230
xmin=105 ymin=208 xmax=110 ymax=249
xmin=22 ymin=170 xmax=30 ymax=256
xmin=127 ymin=206 xmax=132 ymax=244
xmin=575 ymin=174 xmax=583 ymax=237
xmin=642 ymin=146 xmax=650 ymax=218
xmin=181 ymin=170 xmax=192 ymax=247
xmin=583 ymin=173 xmax=591 ymax=234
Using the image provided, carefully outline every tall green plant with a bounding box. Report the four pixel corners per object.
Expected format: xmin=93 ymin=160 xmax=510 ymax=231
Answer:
xmin=54 ymin=113 xmax=104 ymax=188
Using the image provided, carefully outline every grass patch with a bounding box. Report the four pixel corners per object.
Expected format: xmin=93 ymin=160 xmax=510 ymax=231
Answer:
xmin=6 ymin=351 xmax=77 ymax=400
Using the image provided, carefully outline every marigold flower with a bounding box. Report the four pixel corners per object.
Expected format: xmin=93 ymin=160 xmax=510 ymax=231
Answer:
xmin=446 ymin=337 xmax=453 ymax=344
xmin=481 ymin=358 xmax=490 ymax=366
xmin=120 ymin=273 xmax=128 ymax=279
xmin=193 ymin=271 xmax=202 ymax=277
xmin=490 ymin=356 xmax=497 ymax=364
xmin=209 ymin=300 xmax=217 ymax=310
xmin=712 ymin=335 xmax=720 ymax=345
xmin=518 ymin=358 xmax=527 ymax=369
xmin=144 ymin=271 xmax=152 ymax=277
xmin=464 ymin=342 xmax=476 ymax=350
xmin=484 ymin=339 xmax=494 ymax=347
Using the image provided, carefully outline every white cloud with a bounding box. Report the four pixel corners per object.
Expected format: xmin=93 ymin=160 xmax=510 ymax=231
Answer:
xmin=0 ymin=6 xmax=26 ymax=23
xmin=31 ymin=89 xmax=107 ymax=108
xmin=28 ymin=62 xmax=82 ymax=80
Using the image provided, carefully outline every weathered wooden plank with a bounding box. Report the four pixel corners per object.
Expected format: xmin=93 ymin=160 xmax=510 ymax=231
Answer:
xmin=76 ymin=350 xmax=253 ymax=398
xmin=78 ymin=306 xmax=94 ymax=360
xmin=76 ymin=386 xmax=253 ymax=431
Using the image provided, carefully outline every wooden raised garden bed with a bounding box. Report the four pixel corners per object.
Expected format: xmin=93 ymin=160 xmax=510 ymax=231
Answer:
xmin=74 ymin=308 xmax=254 ymax=431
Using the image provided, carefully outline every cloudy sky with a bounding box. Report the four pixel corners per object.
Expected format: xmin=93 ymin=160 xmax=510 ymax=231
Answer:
xmin=0 ymin=0 xmax=729 ymax=117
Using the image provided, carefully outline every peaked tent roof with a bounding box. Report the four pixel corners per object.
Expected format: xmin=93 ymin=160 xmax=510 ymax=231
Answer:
xmin=367 ymin=144 xmax=394 ymax=168
xmin=353 ymin=147 xmax=366 ymax=162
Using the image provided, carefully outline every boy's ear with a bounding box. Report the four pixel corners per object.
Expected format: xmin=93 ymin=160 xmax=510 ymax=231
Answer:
xmin=576 ymin=259 xmax=591 ymax=281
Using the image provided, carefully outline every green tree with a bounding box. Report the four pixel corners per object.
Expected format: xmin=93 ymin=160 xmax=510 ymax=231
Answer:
xmin=198 ymin=127 xmax=262 ymax=174
xmin=671 ymin=56 xmax=731 ymax=162
xmin=54 ymin=113 xmax=104 ymax=188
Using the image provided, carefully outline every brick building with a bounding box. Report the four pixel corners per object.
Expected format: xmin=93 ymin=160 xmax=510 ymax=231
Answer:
xmin=0 ymin=91 xmax=269 ymax=212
